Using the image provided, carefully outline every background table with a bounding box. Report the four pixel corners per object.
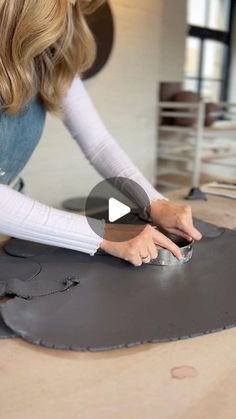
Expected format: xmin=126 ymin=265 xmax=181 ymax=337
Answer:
xmin=1 ymin=189 xmax=236 ymax=419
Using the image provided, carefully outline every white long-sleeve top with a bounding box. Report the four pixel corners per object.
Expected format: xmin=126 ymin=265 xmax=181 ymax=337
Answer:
xmin=0 ymin=77 xmax=165 ymax=255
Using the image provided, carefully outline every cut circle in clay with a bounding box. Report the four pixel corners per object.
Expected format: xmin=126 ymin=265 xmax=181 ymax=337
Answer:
xmin=62 ymin=196 xmax=108 ymax=212
xmin=0 ymin=257 xmax=41 ymax=283
xmin=2 ymin=225 xmax=236 ymax=351
xmin=0 ymin=256 xmax=79 ymax=299
xmin=4 ymin=239 xmax=57 ymax=259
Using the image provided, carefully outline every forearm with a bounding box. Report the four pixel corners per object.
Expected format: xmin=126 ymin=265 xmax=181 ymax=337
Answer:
xmin=0 ymin=185 xmax=104 ymax=255
xmin=83 ymin=136 xmax=165 ymax=207
xmin=62 ymin=76 xmax=165 ymax=207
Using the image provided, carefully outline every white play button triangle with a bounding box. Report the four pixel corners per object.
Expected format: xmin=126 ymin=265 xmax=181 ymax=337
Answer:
xmin=85 ymin=177 xmax=150 ymax=240
xmin=108 ymin=197 xmax=131 ymax=222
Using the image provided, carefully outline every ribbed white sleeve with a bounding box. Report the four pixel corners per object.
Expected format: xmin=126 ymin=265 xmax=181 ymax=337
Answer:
xmin=61 ymin=76 xmax=165 ymax=206
xmin=0 ymin=76 xmax=164 ymax=254
xmin=0 ymin=185 xmax=104 ymax=255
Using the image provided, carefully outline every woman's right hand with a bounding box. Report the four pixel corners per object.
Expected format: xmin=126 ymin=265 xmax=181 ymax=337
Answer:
xmin=99 ymin=223 xmax=182 ymax=266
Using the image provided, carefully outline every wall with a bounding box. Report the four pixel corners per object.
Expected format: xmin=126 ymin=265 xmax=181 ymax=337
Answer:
xmin=159 ymin=0 xmax=187 ymax=83
xmin=228 ymin=4 xmax=236 ymax=102
xmin=21 ymin=0 xmax=187 ymax=207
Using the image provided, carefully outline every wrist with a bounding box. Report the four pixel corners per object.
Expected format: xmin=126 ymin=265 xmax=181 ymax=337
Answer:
xmin=148 ymin=198 xmax=169 ymax=218
xmin=99 ymin=223 xmax=111 ymax=250
xmin=99 ymin=238 xmax=108 ymax=251
xmin=99 ymin=223 xmax=120 ymax=247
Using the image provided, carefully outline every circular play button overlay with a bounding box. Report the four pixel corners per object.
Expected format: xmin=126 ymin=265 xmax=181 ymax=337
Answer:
xmin=85 ymin=177 xmax=151 ymax=242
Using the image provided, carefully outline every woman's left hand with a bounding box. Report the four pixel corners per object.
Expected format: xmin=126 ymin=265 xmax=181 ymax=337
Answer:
xmin=149 ymin=200 xmax=202 ymax=242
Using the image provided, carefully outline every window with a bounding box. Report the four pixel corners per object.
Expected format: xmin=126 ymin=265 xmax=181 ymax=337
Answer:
xmin=184 ymin=0 xmax=233 ymax=101
xmin=188 ymin=0 xmax=231 ymax=31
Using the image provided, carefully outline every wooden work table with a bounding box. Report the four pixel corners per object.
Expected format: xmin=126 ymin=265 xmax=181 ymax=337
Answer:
xmin=0 ymin=189 xmax=236 ymax=419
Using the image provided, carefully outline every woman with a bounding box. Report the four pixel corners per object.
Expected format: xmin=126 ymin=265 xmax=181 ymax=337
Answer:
xmin=0 ymin=0 xmax=201 ymax=267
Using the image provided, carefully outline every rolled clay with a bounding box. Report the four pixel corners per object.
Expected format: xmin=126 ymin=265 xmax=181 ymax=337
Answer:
xmin=2 ymin=226 xmax=236 ymax=352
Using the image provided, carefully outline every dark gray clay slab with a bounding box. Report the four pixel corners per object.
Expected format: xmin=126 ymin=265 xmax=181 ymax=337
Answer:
xmin=2 ymin=226 xmax=236 ymax=351
xmin=0 ymin=307 xmax=17 ymax=339
xmin=193 ymin=218 xmax=225 ymax=238
xmin=0 ymin=257 xmax=78 ymax=299
xmin=0 ymin=257 xmax=41 ymax=284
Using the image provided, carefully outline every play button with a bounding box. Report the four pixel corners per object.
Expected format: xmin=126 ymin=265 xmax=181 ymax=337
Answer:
xmin=85 ymin=177 xmax=151 ymax=242
xmin=108 ymin=198 xmax=131 ymax=222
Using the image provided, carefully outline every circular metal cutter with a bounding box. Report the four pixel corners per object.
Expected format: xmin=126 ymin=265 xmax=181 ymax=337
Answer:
xmin=151 ymin=235 xmax=194 ymax=266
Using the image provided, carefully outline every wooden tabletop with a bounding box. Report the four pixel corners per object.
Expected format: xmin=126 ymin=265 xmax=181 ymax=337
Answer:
xmin=1 ymin=189 xmax=236 ymax=419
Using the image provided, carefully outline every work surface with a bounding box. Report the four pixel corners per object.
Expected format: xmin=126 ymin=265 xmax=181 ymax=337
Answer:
xmin=1 ymin=190 xmax=236 ymax=419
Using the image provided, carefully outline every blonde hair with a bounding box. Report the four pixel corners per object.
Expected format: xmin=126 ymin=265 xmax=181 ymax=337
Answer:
xmin=0 ymin=0 xmax=105 ymax=116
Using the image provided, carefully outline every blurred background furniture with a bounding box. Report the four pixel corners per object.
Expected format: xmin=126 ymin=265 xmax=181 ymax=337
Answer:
xmin=156 ymin=82 xmax=236 ymax=190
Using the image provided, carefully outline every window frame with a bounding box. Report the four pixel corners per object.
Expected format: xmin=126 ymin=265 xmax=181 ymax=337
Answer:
xmin=185 ymin=0 xmax=234 ymax=101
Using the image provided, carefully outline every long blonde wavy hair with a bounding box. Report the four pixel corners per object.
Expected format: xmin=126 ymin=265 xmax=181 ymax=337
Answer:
xmin=0 ymin=0 xmax=104 ymax=116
